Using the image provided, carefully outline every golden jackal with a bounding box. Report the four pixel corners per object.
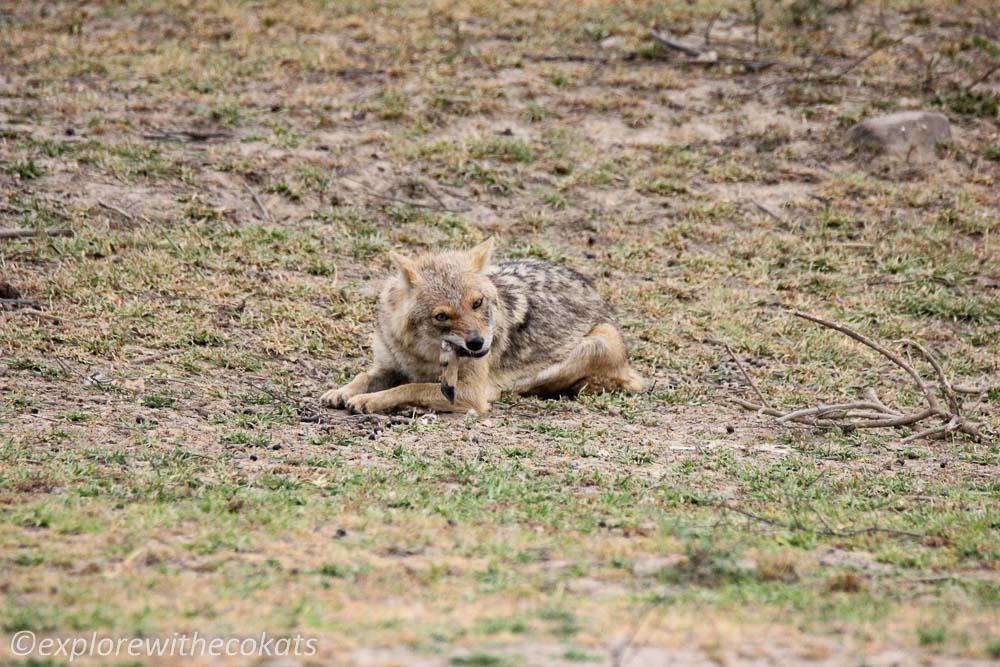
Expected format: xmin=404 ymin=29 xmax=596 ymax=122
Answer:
xmin=321 ymin=239 xmax=645 ymax=414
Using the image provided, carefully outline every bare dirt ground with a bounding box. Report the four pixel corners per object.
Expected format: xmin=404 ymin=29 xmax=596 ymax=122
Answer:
xmin=1 ymin=1 xmax=998 ymax=666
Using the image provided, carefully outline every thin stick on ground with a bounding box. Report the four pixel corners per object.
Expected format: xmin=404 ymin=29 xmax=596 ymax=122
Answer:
xmin=609 ymin=599 xmax=660 ymax=667
xmin=648 ymin=27 xmax=777 ymax=71
xmin=96 ymin=200 xmax=135 ymax=222
xmin=753 ymin=33 xmax=914 ymax=93
xmin=243 ymin=183 xmax=273 ymax=223
xmin=723 ymin=342 xmax=770 ymax=408
xmin=718 ymin=502 xmax=926 ymax=539
xmin=649 ymin=28 xmax=703 ymax=57
xmin=732 ymin=309 xmax=987 ymax=443
xmin=339 ymin=175 xmax=460 ymax=212
xmin=142 ymin=129 xmax=231 ymax=142
xmin=0 ymin=227 xmax=73 ymax=240
xmin=1 ymin=308 xmax=82 ymax=326
xmin=750 ymin=199 xmax=787 ymax=224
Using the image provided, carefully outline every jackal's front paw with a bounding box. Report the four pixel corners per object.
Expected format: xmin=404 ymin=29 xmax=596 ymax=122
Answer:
xmin=345 ymin=392 xmax=394 ymax=415
xmin=320 ymin=386 xmax=358 ymax=408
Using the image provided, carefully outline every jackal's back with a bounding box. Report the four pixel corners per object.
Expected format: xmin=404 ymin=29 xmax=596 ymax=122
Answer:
xmin=488 ymin=259 xmax=615 ymax=373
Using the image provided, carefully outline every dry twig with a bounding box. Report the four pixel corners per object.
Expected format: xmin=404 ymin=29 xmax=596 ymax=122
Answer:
xmin=339 ymin=175 xmax=460 ymax=212
xmin=96 ymin=200 xmax=135 ymax=222
xmin=142 ymin=129 xmax=230 ymax=142
xmin=1 ymin=308 xmax=81 ymax=326
xmin=753 ymin=33 xmax=914 ymax=93
xmin=242 ymin=183 xmax=273 ymax=223
xmin=750 ymin=199 xmax=787 ymax=224
xmin=1 ymin=297 xmax=44 ymax=309
xmin=650 ymin=28 xmax=703 ymax=57
xmin=649 ymin=27 xmax=778 ymax=71
xmin=723 ymin=342 xmax=770 ymax=408
xmin=0 ymin=227 xmax=73 ymax=240
xmin=719 ymin=502 xmax=925 ymax=539
xmin=732 ymin=309 xmax=987 ymax=443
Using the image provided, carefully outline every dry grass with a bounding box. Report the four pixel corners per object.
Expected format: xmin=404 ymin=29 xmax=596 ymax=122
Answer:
xmin=1 ymin=1 xmax=998 ymax=665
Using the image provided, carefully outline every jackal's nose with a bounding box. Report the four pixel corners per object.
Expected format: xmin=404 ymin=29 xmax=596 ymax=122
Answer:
xmin=466 ymin=335 xmax=485 ymax=351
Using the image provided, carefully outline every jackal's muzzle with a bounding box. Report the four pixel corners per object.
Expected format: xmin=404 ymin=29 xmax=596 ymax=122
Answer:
xmin=443 ymin=334 xmax=491 ymax=358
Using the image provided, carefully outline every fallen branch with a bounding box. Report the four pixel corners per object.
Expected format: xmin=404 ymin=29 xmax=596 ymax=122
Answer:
xmin=609 ymin=600 xmax=659 ymax=667
xmin=965 ymin=61 xmax=1000 ymax=92
xmin=719 ymin=502 xmax=925 ymax=539
xmin=723 ymin=342 xmax=770 ymax=408
xmin=732 ymin=309 xmax=987 ymax=443
xmin=243 ymin=378 xmax=318 ymax=421
xmin=649 ymin=27 xmax=779 ymax=71
xmin=1 ymin=307 xmax=83 ymax=326
xmin=750 ymin=199 xmax=787 ymax=224
xmin=753 ymin=33 xmax=914 ymax=93
xmin=243 ymin=183 xmax=273 ymax=223
xmin=650 ymin=28 xmax=703 ymax=57
xmin=339 ymin=175 xmax=460 ymax=212
xmin=0 ymin=297 xmax=44 ymax=309
xmin=0 ymin=227 xmax=73 ymax=240
xmin=96 ymin=200 xmax=135 ymax=222
xmin=142 ymin=129 xmax=230 ymax=142
xmin=522 ymin=53 xmax=609 ymax=64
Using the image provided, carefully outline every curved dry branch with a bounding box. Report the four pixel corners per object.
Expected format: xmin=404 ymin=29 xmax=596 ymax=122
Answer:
xmin=730 ymin=310 xmax=987 ymax=444
xmin=789 ymin=310 xmax=939 ymax=410
xmin=899 ymin=339 xmax=960 ymax=413
xmin=775 ymin=401 xmax=884 ymax=424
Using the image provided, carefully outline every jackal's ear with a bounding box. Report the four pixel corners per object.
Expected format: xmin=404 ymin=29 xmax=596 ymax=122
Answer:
xmin=389 ymin=252 xmax=423 ymax=288
xmin=468 ymin=237 xmax=494 ymax=273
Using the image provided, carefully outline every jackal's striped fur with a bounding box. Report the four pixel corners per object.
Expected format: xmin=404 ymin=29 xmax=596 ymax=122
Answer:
xmin=321 ymin=239 xmax=644 ymax=414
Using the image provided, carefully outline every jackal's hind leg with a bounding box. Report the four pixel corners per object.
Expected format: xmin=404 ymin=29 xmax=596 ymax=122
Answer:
xmin=519 ymin=323 xmax=645 ymax=398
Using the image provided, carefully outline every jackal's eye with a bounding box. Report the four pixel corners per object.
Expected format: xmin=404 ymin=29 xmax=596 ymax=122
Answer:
xmin=472 ymin=297 xmax=484 ymax=310
xmin=434 ymin=313 xmax=450 ymax=322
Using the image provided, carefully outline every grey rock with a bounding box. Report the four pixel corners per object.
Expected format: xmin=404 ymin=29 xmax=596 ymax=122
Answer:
xmin=847 ymin=111 xmax=951 ymax=154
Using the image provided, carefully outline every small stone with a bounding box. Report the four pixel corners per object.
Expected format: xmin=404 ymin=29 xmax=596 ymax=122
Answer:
xmin=599 ymin=36 xmax=626 ymax=50
xmin=847 ymin=111 xmax=951 ymax=156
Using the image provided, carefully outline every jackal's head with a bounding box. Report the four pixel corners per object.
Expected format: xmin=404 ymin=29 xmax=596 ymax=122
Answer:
xmin=388 ymin=239 xmax=497 ymax=358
